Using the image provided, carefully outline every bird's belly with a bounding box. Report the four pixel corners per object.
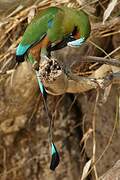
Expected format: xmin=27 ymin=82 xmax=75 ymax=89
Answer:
xmin=29 ymin=41 xmax=42 ymax=62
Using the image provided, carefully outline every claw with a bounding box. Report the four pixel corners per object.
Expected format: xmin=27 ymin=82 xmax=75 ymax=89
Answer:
xmin=41 ymin=54 xmax=50 ymax=62
xmin=32 ymin=60 xmax=39 ymax=71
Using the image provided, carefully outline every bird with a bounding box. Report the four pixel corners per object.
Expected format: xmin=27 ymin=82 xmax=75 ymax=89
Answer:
xmin=16 ymin=6 xmax=91 ymax=67
xmin=15 ymin=6 xmax=91 ymax=171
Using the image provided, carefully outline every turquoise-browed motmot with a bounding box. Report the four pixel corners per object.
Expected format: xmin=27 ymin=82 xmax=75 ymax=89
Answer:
xmin=15 ymin=6 xmax=91 ymax=171
xmin=16 ymin=6 xmax=91 ymax=64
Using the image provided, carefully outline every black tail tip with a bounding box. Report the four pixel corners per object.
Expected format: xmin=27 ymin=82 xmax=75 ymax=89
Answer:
xmin=16 ymin=55 xmax=25 ymax=63
xmin=50 ymin=143 xmax=60 ymax=171
xmin=50 ymin=152 xmax=60 ymax=171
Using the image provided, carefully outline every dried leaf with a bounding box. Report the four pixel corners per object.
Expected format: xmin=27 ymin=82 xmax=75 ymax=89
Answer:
xmin=27 ymin=6 xmax=36 ymax=24
xmin=103 ymin=0 xmax=118 ymax=24
xmin=81 ymin=159 xmax=92 ymax=180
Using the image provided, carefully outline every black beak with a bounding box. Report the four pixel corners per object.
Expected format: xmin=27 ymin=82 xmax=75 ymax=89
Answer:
xmin=16 ymin=55 xmax=25 ymax=63
xmin=50 ymin=36 xmax=75 ymax=51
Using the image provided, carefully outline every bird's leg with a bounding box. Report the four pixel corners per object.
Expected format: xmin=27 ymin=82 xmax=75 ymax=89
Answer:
xmin=29 ymin=41 xmax=42 ymax=70
xmin=28 ymin=36 xmax=51 ymax=70
xmin=40 ymin=36 xmax=51 ymax=61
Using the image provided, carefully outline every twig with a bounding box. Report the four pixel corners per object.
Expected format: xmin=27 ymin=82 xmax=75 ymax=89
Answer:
xmin=80 ymin=56 xmax=120 ymax=67
xmin=83 ymin=94 xmax=119 ymax=179
xmin=89 ymin=40 xmax=110 ymax=58
xmin=6 ymin=5 xmax=23 ymax=18
xmin=0 ymin=69 xmax=15 ymax=75
xmin=92 ymin=89 xmax=99 ymax=180
xmin=105 ymin=46 xmax=120 ymax=58
xmin=91 ymin=17 xmax=120 ymax=38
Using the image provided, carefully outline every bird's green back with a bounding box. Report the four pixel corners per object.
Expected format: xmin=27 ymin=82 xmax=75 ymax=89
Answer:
xmin=18 ymin=6 xmax=91 ymax=57
xmin=21 ymin=7 xmax=62 ymax=46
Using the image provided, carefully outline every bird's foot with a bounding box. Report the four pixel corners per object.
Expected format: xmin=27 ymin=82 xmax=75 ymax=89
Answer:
xmin=41 ymin=54 xmax=50 ymax=62
xmin=32 ymin=60 xmax=39 ymax=71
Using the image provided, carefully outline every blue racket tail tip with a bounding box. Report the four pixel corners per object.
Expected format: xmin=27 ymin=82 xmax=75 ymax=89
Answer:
xmin=50 ymin=143 xmax=60 ymax=171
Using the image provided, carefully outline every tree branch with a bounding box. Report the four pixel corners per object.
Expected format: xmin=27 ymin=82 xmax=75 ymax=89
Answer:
xmin=81 ymin=56 xmax=120 ymax=67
